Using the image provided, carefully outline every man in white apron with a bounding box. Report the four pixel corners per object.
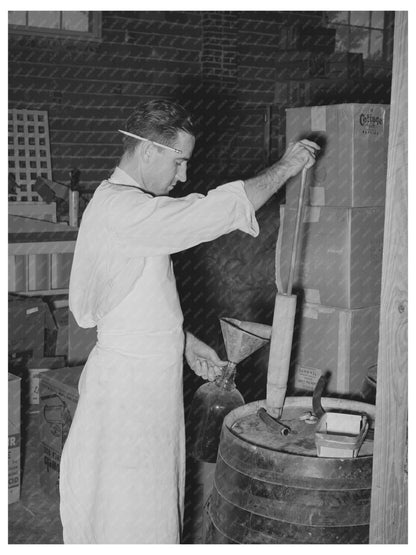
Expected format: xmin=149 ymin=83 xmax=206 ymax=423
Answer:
xmin=59 ymin=99 xmax=318 ymax=543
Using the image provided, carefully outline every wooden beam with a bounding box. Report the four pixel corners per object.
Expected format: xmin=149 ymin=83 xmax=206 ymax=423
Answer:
xmin=369 ymin=11 xmax=408 ymax=544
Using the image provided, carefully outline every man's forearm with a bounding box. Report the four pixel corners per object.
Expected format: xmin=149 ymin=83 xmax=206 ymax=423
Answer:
xmin=242 ymin=139 xmax=320 ymax=212
xmin=243 ymin=162 xmax=289 ymax=211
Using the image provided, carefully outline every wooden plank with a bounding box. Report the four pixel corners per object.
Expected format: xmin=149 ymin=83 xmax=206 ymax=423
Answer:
xmin=9 ymin=240 xmax=76 ymax=255
xmin=369 ymin=11 xmax=408 ymax=544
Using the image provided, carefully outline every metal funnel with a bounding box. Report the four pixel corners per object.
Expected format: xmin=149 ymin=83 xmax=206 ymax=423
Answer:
xmin=220 ymin=318 xmax=271 ymax=364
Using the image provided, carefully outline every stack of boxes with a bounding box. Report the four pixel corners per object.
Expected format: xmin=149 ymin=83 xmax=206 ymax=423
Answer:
xmin=279 ymin=103 xmax=389 ymax=397
xmin=39 ymin=366 xmax=83 ymax=496
xmin=8 ymin=373 xmax=21 ymax=504
xmin=8 ymin=292 xmax=94 ymax=501
xmin=8 ymin=295 xmax=66 ymax=410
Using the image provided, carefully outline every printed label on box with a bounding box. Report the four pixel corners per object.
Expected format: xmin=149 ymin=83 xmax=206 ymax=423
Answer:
xmin=8 ymin=433 xmax=20 ymax=500
xmin=294 ymin=365 xmax=322 ymax=391
xmin=41 ymin=443 xmax=62 ymax=475
xmin=356 ymin=106 xmax=385 ymax=137
xmin=28 ymin=368 xmax=50 ymax=405
xmin=39 ymin=443 xmax=61 ymax=496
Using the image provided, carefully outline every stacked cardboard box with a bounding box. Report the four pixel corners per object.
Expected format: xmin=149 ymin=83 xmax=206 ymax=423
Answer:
xmin=26 ymin=357 xmax=66 ymax=408
xmin=39 ymin=366 xmax=83 ymax=496
xmin=280 ymin=103 xmax=389 ymax=397
xmin=8 ymin=295 xmax=55 ymax=361
xmin=285 ymin=104 xmax=389 ymax=208
xmin=277 ymin=205 xmax=385 ymax=308
xmin=48 ymin=306 xmax=69 ymax=357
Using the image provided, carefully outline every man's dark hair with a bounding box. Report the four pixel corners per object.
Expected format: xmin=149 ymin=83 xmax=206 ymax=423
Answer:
xmin=123 ymin=99 xmax=194 ymax=154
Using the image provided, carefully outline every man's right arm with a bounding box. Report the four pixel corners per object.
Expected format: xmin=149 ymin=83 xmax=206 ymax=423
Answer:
xmin=243 ymin=139 xmax=320 ymax=211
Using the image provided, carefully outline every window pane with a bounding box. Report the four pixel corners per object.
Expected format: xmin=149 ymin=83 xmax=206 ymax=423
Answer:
xmin=62 ymin=11 xmax=90 ymax=32
xmin=369 ymin=29 xmax=384 ymax=60
xmin=28 ymin=11 xmax=60 ymax=29
xmin=350 ymin=11 xmax=370 ymax=27
xmin=9 ymin=11 xmax=27 ymax=25
xmin=350 ymin=27 xmax=369 ymax=58
xmin=334 ymin=26 xmax=349 ymax=52
xmin=326 ymin=11 xmax=349 ymax=24
xmin=371 ymin=11 xmax=385 ymax=29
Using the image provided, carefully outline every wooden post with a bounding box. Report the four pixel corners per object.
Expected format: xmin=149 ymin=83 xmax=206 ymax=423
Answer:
xmin=369 ymin=11 xmax=408 ymax=544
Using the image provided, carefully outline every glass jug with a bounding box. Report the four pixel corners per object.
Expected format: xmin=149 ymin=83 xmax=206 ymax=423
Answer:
xmin=188 ymin=362 xmax=244 ymax=463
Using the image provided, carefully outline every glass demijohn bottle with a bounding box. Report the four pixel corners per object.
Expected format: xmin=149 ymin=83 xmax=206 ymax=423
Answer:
xmin=189 ymin=362 xmax=244 ymax=463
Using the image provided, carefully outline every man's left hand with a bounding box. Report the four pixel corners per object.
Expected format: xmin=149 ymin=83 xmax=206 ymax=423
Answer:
xmin=185 ymin=332 xmax=228 ymax=381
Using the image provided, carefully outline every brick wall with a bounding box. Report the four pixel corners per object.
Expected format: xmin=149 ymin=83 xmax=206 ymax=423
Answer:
xmin=9 ymin=12 xmax=203 ymax=191
xmin=9 ymin=11 xmax=393 ymax=191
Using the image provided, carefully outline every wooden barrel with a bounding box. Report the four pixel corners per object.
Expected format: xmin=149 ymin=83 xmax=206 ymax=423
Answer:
xmin=204 ymin=397 xmax=375 ymax=544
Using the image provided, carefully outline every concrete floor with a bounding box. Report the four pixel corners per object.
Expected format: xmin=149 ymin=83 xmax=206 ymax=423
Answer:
xmin=8 ymin=405 xmax=214 ymax=544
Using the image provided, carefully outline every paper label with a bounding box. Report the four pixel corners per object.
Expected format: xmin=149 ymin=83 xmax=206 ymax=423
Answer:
xmin=356 ymin=106 xmax=385 ymax=137
xmin=26 ymin=307 xmax=39 ymax=315
xmin=294 ymin=365 xmax=322 ymax=391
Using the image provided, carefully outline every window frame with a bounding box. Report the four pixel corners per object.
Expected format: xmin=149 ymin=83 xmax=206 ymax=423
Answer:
xmin=8 ymin=11 xmax=102 ymax=41
xmin=323 ymin=11 xmax=392 ymax=64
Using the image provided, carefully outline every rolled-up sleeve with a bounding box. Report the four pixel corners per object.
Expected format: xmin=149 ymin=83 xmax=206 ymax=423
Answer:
xmin=104 ymin=180 xmax=259 ymax=257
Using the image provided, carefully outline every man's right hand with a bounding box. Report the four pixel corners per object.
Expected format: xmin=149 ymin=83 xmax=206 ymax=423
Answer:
xmin=243 ymin=139 xmax=320 ymax=211
xmin=275 ymin=139 xmax=320 ymax=180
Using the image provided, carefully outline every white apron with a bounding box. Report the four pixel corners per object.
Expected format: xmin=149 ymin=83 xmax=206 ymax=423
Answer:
xmin=59 ymin=254 xmax=185 ymax=543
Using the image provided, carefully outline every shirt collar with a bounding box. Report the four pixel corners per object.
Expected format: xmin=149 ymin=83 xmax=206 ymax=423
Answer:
xmin=108 ymin=167 xmax=141 ymax=188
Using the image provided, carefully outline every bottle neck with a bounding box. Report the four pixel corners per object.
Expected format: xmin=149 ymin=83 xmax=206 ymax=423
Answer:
xmin=217 ymin=361 xmax=237 ymax=390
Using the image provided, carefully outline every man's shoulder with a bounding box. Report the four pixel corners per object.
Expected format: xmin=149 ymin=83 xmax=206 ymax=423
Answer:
xmin=97 ymin=181 xmax=153 ymax=202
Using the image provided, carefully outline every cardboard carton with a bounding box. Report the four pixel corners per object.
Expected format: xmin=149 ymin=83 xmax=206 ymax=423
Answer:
xmin=39 ymin=366 xmax=83 ymax=496
xmin=26 ymin=357 xmax=66 ymax=406
xmin=9 ymin=356 xmax=66 ymax=413
xmin=277 ymin=205 xmax=384 ymax=309
xmin=52 ymin=306 xmax=69 ymax=357
xmin=285 ymin=103 xmax=389 ymax=208
xmin=8 ymin=295 xmax=55 ymax=359
xmin=289 ymin=303 xmax=380 ymax=397
xmin=8 ymin=373 xmax=21 ymax=504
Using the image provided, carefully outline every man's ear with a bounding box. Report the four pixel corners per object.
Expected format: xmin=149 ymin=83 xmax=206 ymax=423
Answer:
xmin=141 ymin=140 xmax=154 ymax=163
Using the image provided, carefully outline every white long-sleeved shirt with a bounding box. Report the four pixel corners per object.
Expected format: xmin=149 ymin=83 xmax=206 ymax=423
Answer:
xmin=69 ymin=167 xmax=259 ymax=328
